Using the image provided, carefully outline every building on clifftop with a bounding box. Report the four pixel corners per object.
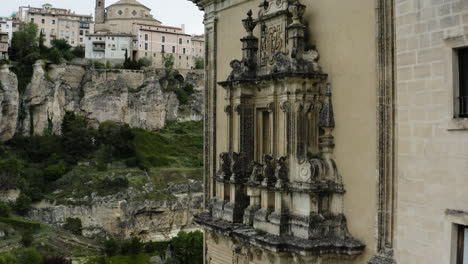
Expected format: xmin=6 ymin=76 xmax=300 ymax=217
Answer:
xmin=17 ymin=3 xmax=94 ymax=47
xmin=89 ymin=0 xmax=205 ymax=69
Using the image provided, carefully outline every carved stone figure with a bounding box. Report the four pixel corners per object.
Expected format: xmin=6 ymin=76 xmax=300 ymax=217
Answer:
xmin=275 ymin=156 xmax=288 ymax=184
xmin=249 ymin=161 xmax=264 ymax=183
xmin=231 ymin=152 xmax=246 ymax=182
xmin=218 ymin=152 xmax=231 ymax=180
xmin=262 ymin=154 xmax=276 ymax=186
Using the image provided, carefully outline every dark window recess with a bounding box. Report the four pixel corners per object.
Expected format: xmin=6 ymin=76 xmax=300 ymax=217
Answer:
xmin=458 ymin=48 xmax=468 ymax=117
xmin=161 ymin=45 xmax=165 ymax=53
xmin=457 ymin=225 xmax=468 ymax=264
xmin=179 ymin=38 xmax=182 ymax=44
xmin=162 ymin=36 xmax=165 ymax=42
xmin=145 ymin=43 xmax=148 ymax=50
xmin=183 ymin=48 xmax=186 ymax=54
xmin=172 ymin=46 xmax=175 ymax=53
xmin=145 ymin=34 xmax=148 ymax=41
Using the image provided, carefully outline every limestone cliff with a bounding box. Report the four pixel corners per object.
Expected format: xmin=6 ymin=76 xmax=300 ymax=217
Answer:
xmin=29 ymin=174 xmax=204 ymax=242
xmin=0 ymin=61 xmax=204 ymax=140
xmin=0 ymin=65 xmax=19 ymax=141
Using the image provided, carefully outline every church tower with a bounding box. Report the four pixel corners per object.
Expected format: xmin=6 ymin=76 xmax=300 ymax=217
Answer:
xmin=95 ymin=0 xmax=105 ymax=24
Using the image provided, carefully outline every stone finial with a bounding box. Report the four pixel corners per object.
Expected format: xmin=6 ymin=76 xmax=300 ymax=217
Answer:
xmin=319 ymin=84 xmax=335 ymax=128
xmin=242 ymin=10 xmax=256 ymax=36
xmin=288 ymin=0 xmax=306 ymax=26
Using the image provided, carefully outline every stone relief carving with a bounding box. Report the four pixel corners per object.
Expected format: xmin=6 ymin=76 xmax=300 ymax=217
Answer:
xmin=260 ymin=24 xmax=284 ymax=66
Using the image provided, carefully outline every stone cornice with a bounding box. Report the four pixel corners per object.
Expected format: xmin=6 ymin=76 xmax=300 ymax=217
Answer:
xmin=189 ymin=0 xmax=251 ymax=13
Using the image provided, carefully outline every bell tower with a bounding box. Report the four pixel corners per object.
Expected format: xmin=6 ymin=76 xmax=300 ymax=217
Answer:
xmin=95 ymin=0 xmax=105 ymax=24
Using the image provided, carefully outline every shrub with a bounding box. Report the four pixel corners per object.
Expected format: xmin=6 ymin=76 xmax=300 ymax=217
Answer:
xmin=163 ymin=54 xmax=174 ymax=69
xmin=43 ymin=256 xmax=71 ymax=264
xmin=20 ymin=230 xmax=34 ymax=247
xmin=71 ymin=46 xmax=85 ymax=58
xmin=14 ymin=194 xmax=32 ymax=216
xmin=44 ymin=161 xmax=67 ymax=182
xmin=103 ymin=238 xmax=119 ymax=256
xmin=0 ymin=252 xmax=17 ymax=264
xmin=17 ymin=248 xmax=43 ymax=264
xmin=194 ymin=57 xmax=204 ymax=70
xmin=98 ymin=121 xmax=135 ymax=159
xmin=170 ymin=231 xmax=203 ymax=264
xmin=120 ymin=237 xmax=143 ymax=255
xmin=93 ymin=61 xmax=105 ymax=69
xmin=61 ymin=112 xmax=97 ymax=162
xmin=0 ymin=201 xmax=11 ymax=218
xmin=47 ymin=48 xmax=62 ymax=64
xmin=63 ymin=217 xmax=82 ymax=235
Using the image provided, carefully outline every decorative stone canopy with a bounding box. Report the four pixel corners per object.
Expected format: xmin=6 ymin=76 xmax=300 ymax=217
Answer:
xmin=195 ymin=0 xmax=365 ymax=259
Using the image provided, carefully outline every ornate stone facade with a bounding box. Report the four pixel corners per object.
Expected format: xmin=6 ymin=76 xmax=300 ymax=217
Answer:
xmin=191 ymin=0 xmax=397 ymax=263
xmin=194 ymin=1 xmax=367 ymax=262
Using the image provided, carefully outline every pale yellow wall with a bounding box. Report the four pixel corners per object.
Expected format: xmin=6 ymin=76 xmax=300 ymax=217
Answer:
xmin=214 ymin=0 xmax=378 ymax=262
xmin=395 ymin=1 xmax=468 ymax=263
xmin=304 ymin=1 xmax=378 ymax=262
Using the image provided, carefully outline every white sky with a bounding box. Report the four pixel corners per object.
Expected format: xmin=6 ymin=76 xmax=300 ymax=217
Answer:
xmin=1 ymin=0 xmax=205 ymax=35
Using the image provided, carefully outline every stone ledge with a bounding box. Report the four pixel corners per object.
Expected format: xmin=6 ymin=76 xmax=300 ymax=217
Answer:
xmin=446 ymin=118 xmax=468 ymax=131
xmin=194 ymin=212 xmax=365 ymax=257
xmin=368 ymin=254 xmax=396 ymax=264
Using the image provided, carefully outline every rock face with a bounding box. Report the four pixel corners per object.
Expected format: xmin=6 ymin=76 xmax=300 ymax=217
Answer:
xmin=29 ymin=180 xmax=204 ymax=241
xmin=0 ymin=65 xmax=19 ymax=141
xmin=0 ymin=61 xmax=204 ymax=139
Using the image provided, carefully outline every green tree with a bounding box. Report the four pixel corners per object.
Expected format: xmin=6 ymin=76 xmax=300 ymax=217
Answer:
xmin=47 ymin=48 xmax=62 ymax=64
xmin=170 ymin=231 xmax=203 ymax=264
xmin=51 ymin=39 xmax=71 ymax=52
xmin=120 ymin=237 xmax=143 ymax=255
xmin=163 ymin=54 xmax=175 ymax=69
xmin=72 ymin=46 xmax=85 ymax=58
xmin=98 ymin=121 xmax=135 ymax=159
xmin=0 ymin=158 xmax=23 ymax=190
xmin=63 ymin=217 xmax=82 ymax=235
xmin=9 ymin=23 xmax=40 ymax=92
xmin=43 ymin=161 xmax=67 ymax=182
xmin=0 ymin=201 xmax=11 ymax=217
xmin=103 ymin=238 xmax=119 ymax=256
xmin=194 ymin=57 xmax=204 ymax=70
xmin=17 ymin=248 xmax=43 ymax=264
xmin=14 ymin=194 xmax=32 ymax=216
xmin=61 ymin=112 xmax=96 ymax=162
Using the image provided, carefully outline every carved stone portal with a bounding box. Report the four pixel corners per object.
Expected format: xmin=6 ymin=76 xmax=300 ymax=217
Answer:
xmin=195 ymin=0 xmax=365 ymax=260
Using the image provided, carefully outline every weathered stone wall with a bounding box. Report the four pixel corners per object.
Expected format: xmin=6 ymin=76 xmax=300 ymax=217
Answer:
xmin=395 ymin=0 xmax=468 ymax=263
xmin=0 ymin=61 xmax=204 ymax=140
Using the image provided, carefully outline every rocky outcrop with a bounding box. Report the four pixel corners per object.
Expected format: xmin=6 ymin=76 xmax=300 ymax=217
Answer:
xmin=0 ymin=65 xmax=19 ymax=141
xmin=29 ymin=179 xmax=204 ymax=242
xmin=0 ymin=61 xmax=204 ymax=139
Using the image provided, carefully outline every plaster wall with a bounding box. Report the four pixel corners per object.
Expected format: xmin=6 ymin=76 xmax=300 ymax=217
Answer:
xmin=212 ymin=0 xmax=379 ymax=262
xmin=395 ymin=0 xmax=468 ymax=263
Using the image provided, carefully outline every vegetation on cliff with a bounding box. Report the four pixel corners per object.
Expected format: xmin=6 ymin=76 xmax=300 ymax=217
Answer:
xmin=0 ymin=112 xmax=202 ymax=204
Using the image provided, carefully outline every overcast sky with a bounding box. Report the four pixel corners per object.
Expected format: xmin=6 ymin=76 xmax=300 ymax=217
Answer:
xmin=1 ymin=0 xmax=204 ymax=35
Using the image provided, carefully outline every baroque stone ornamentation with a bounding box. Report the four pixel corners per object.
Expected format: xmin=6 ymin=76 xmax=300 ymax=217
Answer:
xmin=195 ymin=0 xmax=365 ymax=260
